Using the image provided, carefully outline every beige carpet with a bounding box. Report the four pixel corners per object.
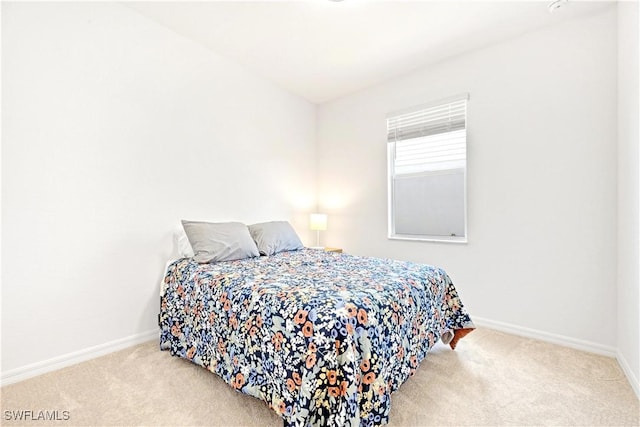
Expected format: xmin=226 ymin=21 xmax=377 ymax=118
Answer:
xmin=1 ymin=328 xmax=638 ymax=426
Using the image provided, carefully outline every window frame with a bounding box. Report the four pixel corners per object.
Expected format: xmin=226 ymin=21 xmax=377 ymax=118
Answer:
xmin=387 ymin=94 xmax=469 ymax=244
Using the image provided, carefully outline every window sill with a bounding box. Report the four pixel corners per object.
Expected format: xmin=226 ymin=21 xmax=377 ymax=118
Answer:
xmin=388 ymin=234 xmax=468 ymax=244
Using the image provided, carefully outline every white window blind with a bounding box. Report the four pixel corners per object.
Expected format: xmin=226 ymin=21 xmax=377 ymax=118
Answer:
xmin=393 ymin=130 xmax=466 ymax=174
xmin=387 ymin=94 xmax=468 ymax=242
xmin=387 ymin=98 xmax=467 ymax=142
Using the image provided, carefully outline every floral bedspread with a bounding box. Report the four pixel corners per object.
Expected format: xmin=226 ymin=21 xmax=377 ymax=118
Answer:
xmin=159 ymin=249 xmax=473 ymax=426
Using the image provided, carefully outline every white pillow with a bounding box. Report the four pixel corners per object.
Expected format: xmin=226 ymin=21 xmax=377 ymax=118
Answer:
xmin=248 ymin=221 xmax=304 ymax=256
xmin=174 ymin=226 xmax=194 ymax=258
xmin=181 ymin=220 xmax=260 ymax=263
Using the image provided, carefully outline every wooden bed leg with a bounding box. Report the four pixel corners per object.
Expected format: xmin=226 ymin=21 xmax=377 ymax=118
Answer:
xmin=449 ymin=328 xmax=474 ymax=350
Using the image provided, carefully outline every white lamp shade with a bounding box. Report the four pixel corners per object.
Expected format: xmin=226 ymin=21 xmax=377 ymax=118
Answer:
xmin=309 ymin=213 xmax=327 ymax=231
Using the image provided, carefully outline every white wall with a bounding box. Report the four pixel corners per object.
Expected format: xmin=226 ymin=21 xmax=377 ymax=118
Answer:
xmin=617 ymin=1 xmax=640 ymax=396
xmin=317 ymin=7 xmax=618 ymax=349
xmin=1 ymin=2 xmax=316 ymax=376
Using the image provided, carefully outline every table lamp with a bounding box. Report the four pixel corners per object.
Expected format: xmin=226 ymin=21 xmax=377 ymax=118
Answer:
xmin=309 ymin=213 xmax=327 ymax=248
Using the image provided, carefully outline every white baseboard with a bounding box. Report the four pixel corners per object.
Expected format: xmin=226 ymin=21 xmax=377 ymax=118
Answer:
xmin=472 ymin=316 xmax=617 ymax=357
xmin=617 ymin=349 xmax=640 ymax=399
xmin=1 ymin=329 xmax=158 ymax=386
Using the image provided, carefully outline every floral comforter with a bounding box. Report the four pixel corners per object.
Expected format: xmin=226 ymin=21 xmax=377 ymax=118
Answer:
xmin=159 ymin=249 xmax=473 ymax=426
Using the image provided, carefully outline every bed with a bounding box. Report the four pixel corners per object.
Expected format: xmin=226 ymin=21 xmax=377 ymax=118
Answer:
xmin=159 ymin=226 xmax=474 ymax=426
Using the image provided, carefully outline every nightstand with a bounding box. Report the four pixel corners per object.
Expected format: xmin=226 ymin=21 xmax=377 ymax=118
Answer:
xmin=324 ymin=247 xmax=343 ymax=253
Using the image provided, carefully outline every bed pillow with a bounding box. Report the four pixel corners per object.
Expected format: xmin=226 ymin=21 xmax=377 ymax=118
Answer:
xmin=248 ymin=221 xmax=304 ymax=256
xmin=174 ymin=226 xmax=194 ymax=258
xmin=181 ymin=220 xmax=260 ymax=263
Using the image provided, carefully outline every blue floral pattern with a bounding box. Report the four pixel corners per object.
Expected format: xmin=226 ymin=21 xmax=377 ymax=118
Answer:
xmin=159 ymin=249 xmax=473 ymax=426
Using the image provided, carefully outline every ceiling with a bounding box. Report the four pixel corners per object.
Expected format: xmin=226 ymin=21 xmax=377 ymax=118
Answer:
xmin=125 ymin=1 xmax=613 ymax=104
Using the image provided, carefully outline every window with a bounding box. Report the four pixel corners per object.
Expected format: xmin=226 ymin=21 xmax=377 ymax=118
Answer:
xmin=387 ymin=94 xmax=468 ymax=243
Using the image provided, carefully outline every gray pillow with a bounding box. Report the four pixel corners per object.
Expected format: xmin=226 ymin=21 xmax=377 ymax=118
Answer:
xmin=181 ymin=220 xmax=260 ymax=263
xmin=248 ymin=221 xmax=304 ymax=256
